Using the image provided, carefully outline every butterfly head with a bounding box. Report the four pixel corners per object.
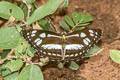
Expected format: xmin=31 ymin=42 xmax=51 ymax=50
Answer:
xmin=61 ymin=31 xmax=67 ymax=35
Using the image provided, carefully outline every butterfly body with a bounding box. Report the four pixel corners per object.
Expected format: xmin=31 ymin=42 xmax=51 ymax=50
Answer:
xmin=21 ymin=28 xmax=102 ymax=62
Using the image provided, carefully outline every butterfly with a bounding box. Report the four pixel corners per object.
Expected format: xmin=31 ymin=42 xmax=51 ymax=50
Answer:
xmin=21 ymin=28 xmax=102 ymax=62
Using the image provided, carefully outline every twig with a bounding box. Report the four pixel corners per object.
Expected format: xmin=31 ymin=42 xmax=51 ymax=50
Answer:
xmin=0 ymin=49 xmax=47 ymax=66
xmin=0 ymin=49 xmax=32 ymax=64
xmin=22 ymin=0 xmax=32 ymax=27
xmin=1 ymin=16 xmax=15 ymax=28
xmin=8 ymin=55 xmax=33 ymax=64
xmin=9 ymin=56 xmax=33 ymax=64
xmin=0 ymin=49 xmax=14 ymax=64
xmin=22 ymin=0 xmax=31 ymax=19
xmin=26 ymin=4 xmax=31 ymax=20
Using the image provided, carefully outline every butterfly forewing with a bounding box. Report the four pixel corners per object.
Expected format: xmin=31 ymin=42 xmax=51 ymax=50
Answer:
xmin=21 ymin=28 xmax=102 ymax=62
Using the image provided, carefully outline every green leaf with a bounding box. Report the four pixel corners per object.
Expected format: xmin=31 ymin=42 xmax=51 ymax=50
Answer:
xmin=1 ymin=50 xmax=9 ymax=59
xmin=5 ymin=59 xmax=23 ymax=72
xmin=26 ymin=0 xmax=35 ymax=4
xmin=72 ymin=12 xmax=81 ymax=24
xmin=20 ymin=4 xmax=28 ymax=17
xmin=78 ymin=22 xmax=90 ymax=27
xmin=78 ymin=13 xmax=85 ymax=23
xmin=72 ymin=12 xmax=93 ymax=26
xmin=85 ymin=45 xmax=104 ymax=57
xmin=1 ymin=61 xmax=19 ymax=80
xmin=110 ymin=50 xmax=120 ymax=64
xmin=30 ymin=5 xmax=36 ymax=15
xmin=18 ymin=65 xmax=44 ymax=80
xmin=64 ymin=15 xmax=74 ymax=27
xmin=14 ymin=37 xmax=28 ymax=56
xmin=38 ymin=19 xmax=50 ymax=30
xmin=27 ymin=46 xmax=36 ymax=57
xmin=0 ymin=27 xmax=21 ymax=49
xmin=57 ymin=62 xmax=64 ymax=69
xmin=61 ymin=0 xmax=69 ymax=8
xmin=0 ymin=1 xmax=24 ymax=21
xmin=27 ymin=0 xmax=64 ymax=24
xmin=68 ymin=61 xmax=79 ymax=70
xmin=1 ymin=64 xmax=11 ymax=77
xmin=82 ymin=14 xmax=93 ymax=23
xmin=4 ymin=72 xmax=19 ymax=80
xmin=1 ymin=63 xmax=18 ymax=80
xmin=59 ymin=20 xmax=70 ymax=31
xmin=15 ymin=44 xmax=25 ymax=55
xmin=73 ymin=27 xmax=84 ymax=32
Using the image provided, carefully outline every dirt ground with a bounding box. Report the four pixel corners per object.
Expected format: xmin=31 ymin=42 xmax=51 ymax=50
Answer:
xmin=43 ymin=0 xmax=120 ymax=80
xmin=0 ymin=0 xmax=120 ymax=80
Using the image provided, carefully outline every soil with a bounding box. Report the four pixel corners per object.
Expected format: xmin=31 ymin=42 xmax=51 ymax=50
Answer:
xmin=0 ymin=0 xmax=120 ymax=80
xmin=43 ymin=0 xmax=120 ymax=80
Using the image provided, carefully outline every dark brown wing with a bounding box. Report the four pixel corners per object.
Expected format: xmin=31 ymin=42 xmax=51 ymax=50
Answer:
xmin=64 ymin=28 xmax=102 ymax=61
xmin=21 ymin=29 xmax=63 ymax=61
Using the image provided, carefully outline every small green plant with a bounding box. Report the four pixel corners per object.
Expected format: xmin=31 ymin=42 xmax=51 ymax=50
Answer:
xmin=0 ymin=0 xmax=103 ymax=80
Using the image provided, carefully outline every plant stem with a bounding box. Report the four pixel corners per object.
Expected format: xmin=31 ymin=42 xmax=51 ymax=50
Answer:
xmin=0 ymin=49 xmax=14 ymax=64
xmin=22 ymin=0 xmax=31 ymax=27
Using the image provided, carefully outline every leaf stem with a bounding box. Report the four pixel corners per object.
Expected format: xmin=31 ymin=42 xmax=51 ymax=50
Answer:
xmin=68 ymin=21 xmax=82 ymax=33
